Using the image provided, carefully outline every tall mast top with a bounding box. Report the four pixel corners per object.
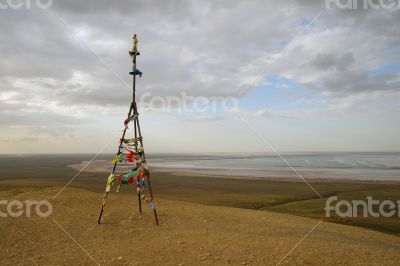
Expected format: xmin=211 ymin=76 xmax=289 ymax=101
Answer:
xmin=129 ymin=34 xmax=142 ymax=77
xmin=132 ymin=34 xmax=138 ymax=52
xmin=129 ymin=34 xmax=140 ymax=57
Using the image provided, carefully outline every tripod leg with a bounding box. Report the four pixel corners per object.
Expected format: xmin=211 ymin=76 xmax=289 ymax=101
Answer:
xmin=146 ymin=175 xmax=159 ymax=226
xmin=98 ymin=192 xmax=109 ymax=224
xmin=152 ymin=202 xmax=159 ymax=226
xmin=138 ymin=191 xmax=142 ymax=213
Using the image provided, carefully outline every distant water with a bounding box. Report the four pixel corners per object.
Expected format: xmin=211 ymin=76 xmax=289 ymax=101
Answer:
xmin=149 ymin=152 xmax=400 ymax=181
xmin=0 ymin=153 xmax=399 ymax=182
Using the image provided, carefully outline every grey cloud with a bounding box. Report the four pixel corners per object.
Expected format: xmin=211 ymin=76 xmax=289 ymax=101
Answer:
xmin=53 ymin=0 xmax=195 ymax=16
xmin=322 ymin=71 xmax=400 ymax=96
xmin=311 ymin=52 xmax=354 ymax=71
xmin=2 ymin=0 xmax=303 ymax=105
xmin=1 ymin=0 xmax=400 ymax=130
xmin=0 ymin=109 xmax=84 ymax=127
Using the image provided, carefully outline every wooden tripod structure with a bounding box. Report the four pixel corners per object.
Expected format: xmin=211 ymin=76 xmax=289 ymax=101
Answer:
xmin=98 ymin=35 xmax=159 ymax=225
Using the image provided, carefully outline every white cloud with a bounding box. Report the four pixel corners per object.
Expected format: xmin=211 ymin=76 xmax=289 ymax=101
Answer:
xmin=186 ymin=115 xmax=224 ymax=122
xmin=230 ymin=108 xmax=271 ymax=118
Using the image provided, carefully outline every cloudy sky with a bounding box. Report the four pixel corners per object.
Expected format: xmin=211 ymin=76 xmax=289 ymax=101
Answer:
xmin=0 ymin=0 xmax=399 ymax=154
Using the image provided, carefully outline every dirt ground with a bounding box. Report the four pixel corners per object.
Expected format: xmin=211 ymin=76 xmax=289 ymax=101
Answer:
xmin=1 ymin=186 xmax=399 ymax=265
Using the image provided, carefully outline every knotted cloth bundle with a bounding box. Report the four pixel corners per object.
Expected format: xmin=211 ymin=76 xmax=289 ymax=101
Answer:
xmin=105 ymin=162 xmax=149 ymax=194
xmin=124 ymin=114 xmax=138 ymax=128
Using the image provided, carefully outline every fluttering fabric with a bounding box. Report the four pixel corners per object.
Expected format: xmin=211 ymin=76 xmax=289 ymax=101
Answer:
xmin=124 ymin=114 xmax=138 ymax=128
xmin=105 ymin=134 xmax=151 ymax=202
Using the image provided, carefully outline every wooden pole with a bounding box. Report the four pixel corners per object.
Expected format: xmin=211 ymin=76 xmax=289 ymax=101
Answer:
xmin=132 ymin=53 xmax=142 ymax=214
xmin=98 ymin=40 xmax=136 ymax=224
xmin=135 ymin=115 xmax=159 ymax=225
xmin=98 ymin=103 xmax=133 ymax=224
xmin=98 ymin=191 xmax=108 ymax=224
xmin=138 ymin=191 xmax=142 ymax=213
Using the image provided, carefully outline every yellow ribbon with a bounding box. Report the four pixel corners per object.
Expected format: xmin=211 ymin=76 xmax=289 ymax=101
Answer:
xmin=105 ymin=174 xmax=117 ymax=192
xmin=112 ymin=155 xmax=123 ymax=164
xmin=133 ymin=35 xmax=138 ymax=52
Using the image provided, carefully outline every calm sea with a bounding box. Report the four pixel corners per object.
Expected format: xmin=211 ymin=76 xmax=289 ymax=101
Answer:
xmin=149 ymin=152 xmax=400 ymax=181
